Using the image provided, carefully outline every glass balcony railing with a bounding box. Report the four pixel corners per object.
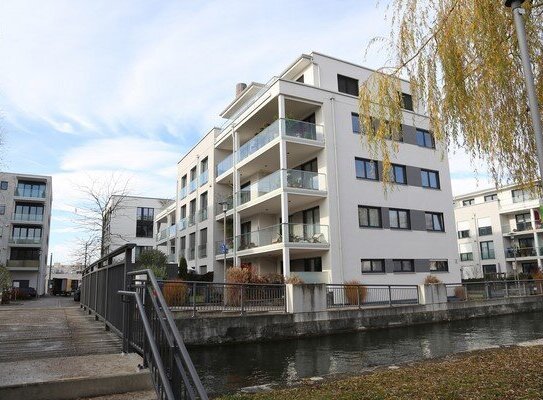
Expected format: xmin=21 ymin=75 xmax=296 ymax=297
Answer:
xmin=12 ymin=213 xmax=44 ymax=222
xmin=198 ymin=207 xmax=208 ymax=222
xmin=189 ymin=179 xmax=198 ymax=193
xmin=283 ymin=118 xmax=323 ymax=141
xmin=237 ymin=120 xmax=281 ymax=163
xmin=168 ymin=225 xmax=176 ymax=238
xmin=178 ymin=217 xmax=187 ymax=231
xmin=7 ymin=259 xmax=40 ymax=268
xmin=216 ymin=154 xmax=234 ymax=176
xmin=15 ymin=188 xmax=46 ymax=198
xmin=179 ymin=186 xmax=187 ymax=200
xmin=156 ymin=228 xmax=168 ymax=242
xmin=506 ymin=247 xmax=538 ymax=258
xmin=199 ymin=170 xmax=209 ymax=186
xmin=238 ymin=169 xmax=326 ymax=206
xmin=188 ymin=214 xmax=196 ymax=227
xmin=198 ymin=244 xmax=207 ymax=258
xmin=502 ymin=221 xmax=540 ymax=234
xmin=237 ymin=224 xmax=282 ymax=251
xmin=9 ymin=237 xmax=42 ymax=245
xmin=236 ymin=223 xmax=329 ymax=251
xmin=287 ymin=223 xmax=329 ymax=244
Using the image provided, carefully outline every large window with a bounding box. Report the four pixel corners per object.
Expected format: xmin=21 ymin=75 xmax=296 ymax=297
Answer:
xmin=16 ymin=181 xmax=46 ymax=198
xmin=484 ymin=194 xmax=497 ymax=202
xmin=14 ymin=203 xmax=44 ymax=220
xmin=391 ymin=164 xmax=407 ymax=184
xmin=430 ymin=260 xmax=449 ymax=272
xmin=351 ymin=113 xmax=360 ymax=133
xmin=337 ymin=74 xmax=359 ymax=96
xmin=358 ymin=206 xmax=382 ymax=228
xmin=425 ymin=212 xmax=445 ymax=231
xmin=361 ymin=259 xmax=385 ymax=273
xmin=415 ymin=129 xmax=434 ymax=148
xmin=389 ymin=208 xmax=410 ymax=229
xmin=480 ymin=241 xmax=495 ymax=260
xmin=393 ymin=259 xmax=414 ymax=272
xmin=12 ymin=226 xmax=42 ymax=239
xmin=400 ymin=92 xmax=414 ymax=111
xmin=421 ymin=169 xmax=440 ymax=189
xmin=10 ymin=248 xmax=40 ymax=260
xmin=515 ymin=212 xmax=532 ymax=231
xmin=355 ymin=158 xmax=378 ymax=180
xmin=136 ymin=207 xmax=154 ymax=238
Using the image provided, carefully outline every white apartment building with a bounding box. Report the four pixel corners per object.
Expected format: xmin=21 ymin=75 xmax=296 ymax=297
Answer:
xmin=104 ymin=195 xmax=173 ymax=261
xmin=0 ymin=172 xmax=52 ymax=295
xmin=155 ymin=52 xmax=461 ymax=284
xmin=454 ymin=184 xmax=543 ymax=279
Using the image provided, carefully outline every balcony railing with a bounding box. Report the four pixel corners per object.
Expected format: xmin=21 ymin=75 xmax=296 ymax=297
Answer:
xmin=197 ymin=207 xmax=208 ymax=222
xmin=216 ymin=153 xmax=234 ymax=176
xmin=236 ymin=223 xmax=329 ymax=251
xmin=156 ymin=228 xmax=168 ymax=242
xmin=15 ymin=188 xmax=46 ymax=198
xmin=198 ymin=244 xmax=207 ymax=258
xmin=512 ymin=194 xmax=537 ymax=203
xmin=13 ymin=213 xmax=44 ymax=222
xmin=502 ymin=221 xmax=540 ymax=234
xmin=199 ymin=170 xmax=209 ymax=186
xmin=238 ymin=169 xmax=326 ymax=206
xmin=9 ymin=237 xmax=42 ymax=245
xmin=506 ymin=247 xmax=539 ymax=258
xmin=168 ymin=225 xmax=176 ymax=238
xmin=215 ymin=238 xmax=234 ymax=255
xmin=7 ymin=259 xmax=40 ymax=268
xmin=178 ymin=217 xmax=187 ymax=231
xmin=188 ymin=247 xmax=195 ymax=260
xmin=236 ymin=119 xmax=324 ymax=164
xmin=179 ymin=186 xmax=187 ymax=200
xmin=189 ymin=179 xmax=198 ymax=193
xmin=460 ymin=252 xmax=473 ymax=261
xmin=188 ymin=214 xmax=196 ymax=227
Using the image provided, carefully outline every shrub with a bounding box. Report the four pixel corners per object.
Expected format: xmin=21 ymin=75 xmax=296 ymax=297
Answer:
xmin=454 ymin=286 xmax=467 ymax=301
xmin=262 ymin=273 xmax=285 ymax=284
xmin=424 ymin=275 xmax=442 ymax=285
xmin=0 ymin=265 xmax=11 ymax=305
xmin=531 ymin=270 xmax=543 ymax=280
xmin=226 ymin=266 xmax=251 ymax=284
xmin=138 ymin=249 xmax=168 ymax=279
xmin=163 ymin=280 xmax=188 ymax=307
xmin=178 ymin=257 xmax=188 ymax=279
xmin=285 ymin=274 xmax=305 ymax=285
xmin=344 ymin=279 xmax=368 ymax=305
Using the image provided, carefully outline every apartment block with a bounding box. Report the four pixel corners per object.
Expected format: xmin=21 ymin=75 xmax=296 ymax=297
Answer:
xmin=104 ymin=195 xmax=173 ymax=261
xmin=0 ymin=172 xmax=52 ymax=295
xmin=454 ymin=184 xmax=543 ymax=279
xmin=156 ymin=52 xmax=461 ymax=284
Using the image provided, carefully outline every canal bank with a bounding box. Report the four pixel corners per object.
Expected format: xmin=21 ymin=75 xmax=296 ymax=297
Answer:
xmin=175 ymin=294 xmax=543 ymax=346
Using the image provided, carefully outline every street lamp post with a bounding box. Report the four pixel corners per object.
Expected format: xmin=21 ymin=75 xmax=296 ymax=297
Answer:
xmin=218 ymin=201 xmax=228 ymax=283
xmin=505 ymin=0 xmax=543 ymax=180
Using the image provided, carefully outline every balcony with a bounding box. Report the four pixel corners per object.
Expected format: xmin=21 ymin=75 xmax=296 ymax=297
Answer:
xmin=236 ymin=119 xmax=324 ymax=165
xmin=188 ymin=247 xmax=195 ymax=260
xmin=15 ymin=188 xmax=46 ymax=199
xmin=178 ymin=217 xmax=187 ymax=231
xmin=506 ymin=247 xmax=540 ymax=258
xmin=502 ymin=221 xmax=540 ymax=235
xmin=198 ymin=244 xmax=207 ymax=258
xmin=9 ymin=237 xmax=42 ymax=245
xmin=238 ymin=169 xmax=327 ymax=207
xmin=7 ymin=259 xmax=39 ymax=269
xmin=197 ymin=208 xmax=208 ymax=222
xmin=236 ymin=223 xmax=329 ymax=252
xmin=12 ymin=213 xmax=44 ymax=222
xmin=168 ymin=225 xmax=176 ymax=239
xmin=199 ymin=170 xmax=209 ymax=186
xmin=179 ymin=186 xmax=187 ymax=200
xmin=215 ymin=196 xmax=234 ymax=217
xmin=216 ymin=153 xmax=234 ymax=177
xmin=156 ymin=228 xmax=168 ymax=242
xmin=189 ymin=179 xmax=198 ymax=194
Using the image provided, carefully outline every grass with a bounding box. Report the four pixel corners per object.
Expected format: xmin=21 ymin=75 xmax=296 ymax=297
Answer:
xmin=218 ymin=345 xmax=543 ymax=400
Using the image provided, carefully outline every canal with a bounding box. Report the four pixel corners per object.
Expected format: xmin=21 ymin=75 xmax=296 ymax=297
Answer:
xmin=189 ymin=311 xmax=543 ymax=396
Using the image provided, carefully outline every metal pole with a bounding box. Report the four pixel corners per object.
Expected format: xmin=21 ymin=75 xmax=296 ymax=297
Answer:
xmin=223 ymin=209 xmax=227 ymax=283
xmin=506 ymin=0 xmax=543 ymax=180
xmin=48 ymin=253 xmax=53 ymax=295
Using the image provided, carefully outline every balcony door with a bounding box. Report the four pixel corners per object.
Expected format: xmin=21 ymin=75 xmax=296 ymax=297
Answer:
xmin=239 ymin=221 xmax=252 ymax=250
xmin=302 ymin=206 xmax=320 ymax=239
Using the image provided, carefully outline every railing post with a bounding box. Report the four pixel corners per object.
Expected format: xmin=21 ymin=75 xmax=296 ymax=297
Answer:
xmin=94 ymin=269 xmax=98 ymax=315
xmin=388 ymin=285 xmax=392 ymax=307
xmin=505 ymin=280 xmax=509 ymax=298
xmin=192 ymin=282 xmax=197 ymax=318
xmin=284 ymin=285 xmax=287 ymax=313
xmin=484 ymin=282 xmax=490 ymax=300
xmin=104 ymin=266 xmax=109 ymax=329
xmin=241 ymin=284 xmax=245 ymax=315
xmin=357 ymin=285 xmax=361 ymax=309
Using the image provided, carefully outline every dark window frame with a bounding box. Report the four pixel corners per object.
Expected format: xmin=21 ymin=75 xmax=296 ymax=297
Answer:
xmin=391 ymin=164 xmax=407 ymax=185
xmin=358 ymin=206 xmax=382 ymax=228
xmin=337 ymin=74 xmax=359 ymax=96
xmin=355 ymin=158 xmax=379 ymax=181
xmin=421 ymin=169 xmax=440 ymax=189
xmin=351 ymin=112 xmax=360 ymax=133
xmin=389 ymin=208 xmax=411 ymax=230
xmin=361 ymin=259 xmax=385 ymax=274
xmin=400 ymin=92 xmax=414 ymax=111
xmin=462 ymin=199 xmax=475 ymax=206
xmin=393 ymin=259 xmax=415 ymax=272
xmin=430 ymin=260 xmax=449 ymax=272
xmin=480 ymin=241 xmax=495 ymax=260
xmin=478 ymin=226 xmax=492 ymax=236
xmin=136 ymin=207 xmax=154 ymax=238
xmin=415 ymin=129 xmax=435 ymax=148
xmin=484 ymin=194 xmax=497 ymax=202
xmin=0 ymin=181 xmax=7 ymax=190
xmin=425 ymin=212 xmax=445 ymax=232
xmin=458 ymin=230 xmax=470 ymax=238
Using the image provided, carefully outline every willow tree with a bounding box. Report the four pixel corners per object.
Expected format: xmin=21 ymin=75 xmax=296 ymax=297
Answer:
xmin=359 ymin=0 xmax=543 ymax=188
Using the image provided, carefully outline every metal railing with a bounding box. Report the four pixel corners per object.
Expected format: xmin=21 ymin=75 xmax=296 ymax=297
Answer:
xmin=326 ymin=284 xmax=419 ymax=309
xmin=505 ymin=247 xmax=540 ymax=258
xmin=162 ymin=281 xmax=286 ymax=316
xmin=445 ymin=280 xmax=543 ymax=302
xmin=81 ymin=245 xmax=208 ymax=400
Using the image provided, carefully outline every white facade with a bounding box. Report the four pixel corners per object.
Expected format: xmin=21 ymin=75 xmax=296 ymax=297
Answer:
xmin=454 ymin=184 xmax=543 ymax=279
xmin=104 ymin=195 xmax=173 ymax=261
xmin=0 ymin=172 xmax=52 ymax=295
xmin=156 ymin=52 xmax=461 ymax=284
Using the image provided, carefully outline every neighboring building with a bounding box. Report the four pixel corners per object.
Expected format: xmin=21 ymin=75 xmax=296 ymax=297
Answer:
xmin=156 ymin=52 xmax=461 ymax=284
xmin=104 ymin=195 xmax=173 ymax=261
xmin=454 ymin=183 xmax=543 ymax=280
xmin=0 ymin=172 xmax=52 ymax=295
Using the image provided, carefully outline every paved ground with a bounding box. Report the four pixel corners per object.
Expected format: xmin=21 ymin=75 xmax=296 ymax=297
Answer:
xmin=0 ymin=296 xmax=122 ymax=363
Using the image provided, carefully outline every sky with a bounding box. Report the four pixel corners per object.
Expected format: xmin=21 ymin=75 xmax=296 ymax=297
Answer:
xmin=0 ymin=0 xmax=492 ymax=264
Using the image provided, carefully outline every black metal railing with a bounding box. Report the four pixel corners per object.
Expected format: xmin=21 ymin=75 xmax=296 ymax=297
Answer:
xmin=80 ymin=244 xmax=208 ymax=400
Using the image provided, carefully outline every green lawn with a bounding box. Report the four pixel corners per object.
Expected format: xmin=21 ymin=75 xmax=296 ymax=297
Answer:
xmin=218 ymin=345 xmax=543 ymax=400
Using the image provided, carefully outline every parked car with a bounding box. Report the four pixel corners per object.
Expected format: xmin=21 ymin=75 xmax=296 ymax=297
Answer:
xmin=12 ymin=287 xmax=36 ymax=300
xmin=73 ymin=287 xmax=81 ymax=302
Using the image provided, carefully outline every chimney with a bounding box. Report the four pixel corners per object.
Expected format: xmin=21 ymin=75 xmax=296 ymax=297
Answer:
xmin=235 ymin=82 xmax=247 ymax=97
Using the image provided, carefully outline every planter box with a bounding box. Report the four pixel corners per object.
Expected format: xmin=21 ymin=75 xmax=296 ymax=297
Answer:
xmin=418 ymin=283 xmax=448 ymax=305
xmin=286 ymin=284 xmax=327 ymax=313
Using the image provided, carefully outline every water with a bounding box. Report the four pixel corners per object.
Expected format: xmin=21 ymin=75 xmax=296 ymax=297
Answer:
xmin=189 ymin=311 xmax=543 ymax=396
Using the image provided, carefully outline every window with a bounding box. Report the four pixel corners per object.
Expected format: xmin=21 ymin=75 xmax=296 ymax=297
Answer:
xmin=515 ymin=213 xmax=532 ymax=231
xmin=512 ymin=188 xmax=530 ymax=202
xmin=0 ymin=181 xmax=7 ymax=190
xmin=391 ymin=164 xmax=407 ymax=184
xmin=16 ymin=181 xmax=46 ymax=197
xmin=12 ymin=226 xmax=42 ymax=239
xmin=393 ymin=259 xmax=414 ymax=272
xmin=10 ymin=248 xmax=40 ymax=260
xmin=136 ymin=207 xmax=154 ymax=238
xmin=337 ymin=74 xmax=359 ymax=96
xmin=351 ymin=113 xmax=360 ymax=133
xmin=415 ymin=129 xmax=434 ymax=148
xmin=480 ymin=241 xmax=495 ymax=260
xmin=430 ymin=260 xmax=449 ymax=272
xmin=400 ymin=92 xmax=414 ymax=111
xmin=358 ymin=206 xmax=382 ymax=228
xmin=181 ymin=175 xmax=187 ymax=187
xmin=462 ymin=199 xmax=474 ymax=206
xmin=389 ymin=209 xmax=410 ymax=229
xmin=14 ymin=203 xmax=44 ymax=220
xmin=460 ymin=253 xmax=473 ymax=261
xmin=199 ymin=228 xmax=208 ymax=258
xmin=190 ymin=167 xmax=197 ymax=181
xmin=484 ymin=194 xmax=497 ymax=202
xmin=355 ymin=158 xmax=378 ymax=180
xmin=200 ymin=265 xmax=208 ymax=274
xmin=425 ymin=212 xmax=444 ymax=231
xmin=458 ymin=230 xmax=470 ymax=238
xmin=421 ymin=169 xmax=440 ymax=189
xmin=483 ymin=265 xmax=497 ymax=274
xmin=296 ymin=75 xmax=304 ymax=83
xmin=478 ymin=226 xmax=492 ymax=236
xmin=0 ymin=205 xmax=4 ymax=215
xmin=361 ymin=259 xmax=385 ymax=273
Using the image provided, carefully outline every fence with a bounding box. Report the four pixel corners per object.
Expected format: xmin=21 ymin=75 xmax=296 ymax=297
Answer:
xmin=326 ymin=284 xmax=419 ymax=309
xmin=445 ymin=280 xmax=543 ymax=302
xmin=162 ymin=281 xmax=286 ymax=316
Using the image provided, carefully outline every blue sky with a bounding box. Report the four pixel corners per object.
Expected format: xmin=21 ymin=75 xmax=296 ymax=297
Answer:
xmin=0 ymin=0 xmax=488 ymax=263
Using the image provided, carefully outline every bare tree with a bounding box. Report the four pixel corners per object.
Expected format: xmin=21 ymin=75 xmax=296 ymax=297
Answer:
xmin=73 ymin=173 xmax=131 ymax=257
xmin=70 ymin=235 xmax=101 ymax=268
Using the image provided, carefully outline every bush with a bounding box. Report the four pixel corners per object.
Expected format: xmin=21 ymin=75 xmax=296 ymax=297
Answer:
xmin=226 ymin=266 xmax=251 ymax=284
xmin=138 ymin=249 xmax=168 ymax=279
xmin=163 ymin=280 xmax=188 ymax=307
xmin=454 ymin=286 xmax=467 ymax=301
xmin=344 ymin=280 xmax=367 ymax=305
xmin=0 ymin=265 xmax=11 ymax=304
xmin=178 ymin=257 xmax=188 ymax=279
xmin=424 ymin=275 xmax=442 ymax=285
xmin=262 ymin=273 xmax=285 ymax=284
xmin=285 ymin=274 xmax=305 ymax=285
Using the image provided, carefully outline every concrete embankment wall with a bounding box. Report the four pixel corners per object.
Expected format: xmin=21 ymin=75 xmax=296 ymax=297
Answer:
xmin=175 ymin=296 xmax=543 ymax=346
